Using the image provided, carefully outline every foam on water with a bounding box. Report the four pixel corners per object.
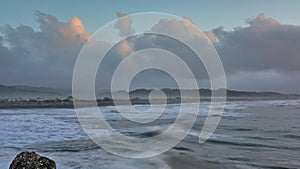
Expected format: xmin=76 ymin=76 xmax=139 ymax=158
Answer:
xmin=0 ymin=100 xmax=299 ymax=168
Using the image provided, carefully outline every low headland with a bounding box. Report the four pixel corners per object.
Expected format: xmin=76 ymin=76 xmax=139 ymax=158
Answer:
xmin=0 ymin=87 xmax=299 ymax=109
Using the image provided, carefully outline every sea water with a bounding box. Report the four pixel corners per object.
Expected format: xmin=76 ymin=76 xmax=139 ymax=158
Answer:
xmin=0 ymin=100 xmax=300 ymax=168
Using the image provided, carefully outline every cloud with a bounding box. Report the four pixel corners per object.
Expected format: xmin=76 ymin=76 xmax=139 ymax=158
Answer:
xmin=246 ymin=12 xmax=279 ymax=30
xmin=117 ymin=39 xmax=134 ymax=58
xmin=0 ymin=35 xmax=13 ymax=66
xmin=114 ymin=12 xmax=135 ymax=37
xmin=151 ymin=17 xmax=202 ymax=40
xmin=0 ymin=11 xmax=93 ymax=88
xmin=213 ymin=12 xmax=300 ymax=73
xmin=127 ymin=14 xmax=300 ymax=92
xmin=35 ymin=11 xmax=91 ymax=48
xmin=204 ymin=31 xmax=218 ymax=43
xmin=0 ymin=12 xmax=300 ymax=93
xmin=210 ymin=13 xmax=300 ymax=92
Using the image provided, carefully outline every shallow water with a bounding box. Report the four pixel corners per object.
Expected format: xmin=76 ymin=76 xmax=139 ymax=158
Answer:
xmin=0 ymin=100 xmax=300 ymax=168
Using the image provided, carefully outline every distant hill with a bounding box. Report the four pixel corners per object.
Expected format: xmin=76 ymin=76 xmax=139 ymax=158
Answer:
xmin=1 ymin=84 xmax=299 ymax=100
xmin=0 ymin=84 xmax=69 ymax=99
xmin=125 ymin=88 xmax=300 ymax=100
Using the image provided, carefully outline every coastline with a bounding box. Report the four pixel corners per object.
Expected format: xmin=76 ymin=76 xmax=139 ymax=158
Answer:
xmin=0 ymin=97 xmax=299 ymax=109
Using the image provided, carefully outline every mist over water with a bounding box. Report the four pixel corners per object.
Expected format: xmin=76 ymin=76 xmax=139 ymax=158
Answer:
xmin=0 ymin=100 xmax=300 ymax=168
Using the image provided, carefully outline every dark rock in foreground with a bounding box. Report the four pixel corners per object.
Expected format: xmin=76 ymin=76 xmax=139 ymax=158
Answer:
xmin=9 ymin=152 xmax=56 ymax=169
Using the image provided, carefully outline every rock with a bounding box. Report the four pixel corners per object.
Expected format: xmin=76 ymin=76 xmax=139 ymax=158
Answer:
xmin=9 ymin=152 xmax=56 ymax=169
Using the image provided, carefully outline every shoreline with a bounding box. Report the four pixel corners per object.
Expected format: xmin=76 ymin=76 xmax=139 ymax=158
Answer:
xmin=0 ymin=97 xmax=299 ymax=109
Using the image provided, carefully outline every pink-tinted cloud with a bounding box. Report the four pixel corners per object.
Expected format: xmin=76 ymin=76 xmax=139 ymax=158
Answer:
xmin=204 ymin=31 xmax=218 ymax=43
xmin=114 ymin=12 xmax=135 ymax=37
xmin=35 ymin=11 xmax=91 ymax=48
xmin=152 ymin=17 xmax=200 ymax=40
xmin=0 ymin=11 xmax=95 ymax=87
xmin=65 ymin=17 xmax=91 ymax=43
xmin=117 ymin=39 xmax=134 ymax=58
xmin=247 ymin=12 xmax=280 ymax=31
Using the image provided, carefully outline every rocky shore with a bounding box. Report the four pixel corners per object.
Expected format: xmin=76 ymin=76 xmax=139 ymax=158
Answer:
xmin=9 ymin=152 xmax=56 ymax=169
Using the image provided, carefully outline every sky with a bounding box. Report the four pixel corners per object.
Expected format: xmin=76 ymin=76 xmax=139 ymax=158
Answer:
xmin=1 ymin=0 xmax=300 ymax=32
xmin=0 ymin=0 xmax=300 ymax=94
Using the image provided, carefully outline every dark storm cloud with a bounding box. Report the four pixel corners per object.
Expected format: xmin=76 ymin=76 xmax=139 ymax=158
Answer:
xmin=213 ymin=13 xmax=300 ymax=73
xmin=207 ymin=13 xmax=300 ymax=93
xmin=0 ymin=35 xmax=13 ymax=66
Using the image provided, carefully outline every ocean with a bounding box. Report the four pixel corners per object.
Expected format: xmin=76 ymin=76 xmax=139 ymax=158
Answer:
xmin=0 ymin=100 xmax=300 ymax=169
